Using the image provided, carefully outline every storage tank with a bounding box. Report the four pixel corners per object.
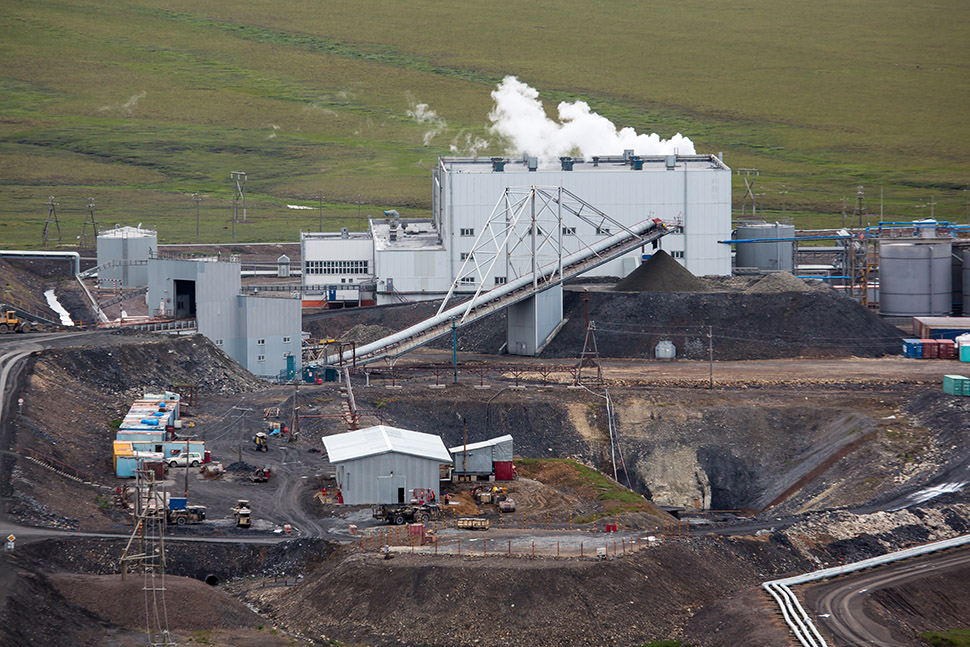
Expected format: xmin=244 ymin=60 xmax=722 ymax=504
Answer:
xmin=96 ymin=226 xmax=157 ymax=288
xmin=879 ymin=241 xmax=951 ymax=316
xmin=734 ymin=221 xmax=795 ymax=272
xmin=957 ymin=247 xmax=970 ymax=316
xmin=655 ymin=340 xmax=676 ymax=360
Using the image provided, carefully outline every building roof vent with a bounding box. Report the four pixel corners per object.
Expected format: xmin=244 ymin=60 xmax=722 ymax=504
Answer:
xmin=623 ymin=149 xmax=634 ymax=162
xmin=665 ymin=154 xmax=677 ymax=170
xmin=560 ymin=156 xmax=574 ymax=171
xmin=631 ymin=156 xmax=643 ymax=170
xmin=341 ymin=227 xmax=349 ymax=239
xmin=526 ymin=157 xmax=538 ymax=172
xmin=491 ymin=157 xmax=506 ymax=172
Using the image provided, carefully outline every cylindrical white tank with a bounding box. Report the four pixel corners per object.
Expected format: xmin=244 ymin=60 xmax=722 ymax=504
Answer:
xmin=734 ymin=221 xmax=795 ymax=272
xmin=879 ymin=241 xmax=951 ymax=316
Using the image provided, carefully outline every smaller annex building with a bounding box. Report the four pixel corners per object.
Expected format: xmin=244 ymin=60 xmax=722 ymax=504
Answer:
xmin=322 ymin=425 xmax=452 ymax=505
xmin=449 ymin=435 xmax=515 ymax=480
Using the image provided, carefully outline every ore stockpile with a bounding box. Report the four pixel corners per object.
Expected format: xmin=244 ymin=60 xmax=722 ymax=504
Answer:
xmin=305 ymin=250 xmax=905 ymax=361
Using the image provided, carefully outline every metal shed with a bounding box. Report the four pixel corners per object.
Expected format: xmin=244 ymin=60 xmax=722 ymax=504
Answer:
xmin=449 ymin=435 xmax=514 ymax=480
xmin=322 ymin=425 xmax=452 ymax=505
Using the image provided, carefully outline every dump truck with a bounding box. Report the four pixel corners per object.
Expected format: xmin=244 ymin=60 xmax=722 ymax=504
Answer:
xmin=373 ymin=502 xmax=440 ymax=525
xmin=252 ymin=432 xmax=269 ymax=452
xmin=233 ymin=500 xmax=252 ymax=528
xmin=0 ymin=311 xmax=37 ymax=334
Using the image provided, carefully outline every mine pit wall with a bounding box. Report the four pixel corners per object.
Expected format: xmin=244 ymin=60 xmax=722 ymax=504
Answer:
xmin=15 ymin=536 xmax=339 ymax=583
xmin=362 ymin=387 xmax=887 ymax=513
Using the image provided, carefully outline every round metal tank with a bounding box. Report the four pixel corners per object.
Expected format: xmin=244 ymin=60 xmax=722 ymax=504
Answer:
xmin=879 ymin=241 xmax=952 ymax=316
xmin=734 ymin=221 xmax=795 ymax=272
xmin=959 ymin=248 xmax=970 ymax=315
xmin=655 ymin=340 xmax=676 ymax=360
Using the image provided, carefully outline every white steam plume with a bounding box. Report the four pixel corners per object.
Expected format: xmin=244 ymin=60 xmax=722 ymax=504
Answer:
xmin=488 ymin=76 xmax=695 ymax=159
xmin=406 ymin=97 xmax=447 ymax=146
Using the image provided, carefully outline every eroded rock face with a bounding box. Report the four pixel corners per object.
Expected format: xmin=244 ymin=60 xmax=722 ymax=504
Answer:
xmin=636 ymin=447 xmax=711 ymax=510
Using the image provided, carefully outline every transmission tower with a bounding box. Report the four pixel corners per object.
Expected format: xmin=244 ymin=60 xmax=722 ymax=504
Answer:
xmin=42 ymin=196 xmax=62 ymax=246
xmin=737 ymin=169 xmax=759 ymax=219
xmin=231 ymin=171 xmax=247 ymax=222
xmin=119 ymin=469 xmax=177 ymax=647
xmin=80 ymin=197 xmax=99 ymax=248
xmin=574 ymin=293 xmax=604 ymax=385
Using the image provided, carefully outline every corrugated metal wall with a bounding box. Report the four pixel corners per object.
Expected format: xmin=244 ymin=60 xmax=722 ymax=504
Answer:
xmin=335 ymin=452 xmax=442 ymax=505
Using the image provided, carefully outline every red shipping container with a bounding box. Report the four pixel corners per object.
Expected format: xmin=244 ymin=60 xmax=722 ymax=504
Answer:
xmin=920 ymin=339 xmax=940 ymax=359
xmin=494 ymin=461 xmax=516 ymax=481
xmin=939 ymin=339 xmax=957 ymax=359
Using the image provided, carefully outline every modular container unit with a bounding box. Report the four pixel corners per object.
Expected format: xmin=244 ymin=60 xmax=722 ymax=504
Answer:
xmin=115 ymin=430 xmax=166 ymax=444
xmin=902 ymin=339 xmax=923 ymax=359
xmin=943 ymin=375 xmax=970 ymax=396
xmin=449 ymin=435 xmax=514 ymax=478
xmin=912 ymin=317 xmax=970 ymax=340
xmin=920 ymin=339 xmax=940 ymax=359
xmin=963 ymin=345 xmax=970 ymax=362
xmin=939 ymin=339 xmax=957 ymax=359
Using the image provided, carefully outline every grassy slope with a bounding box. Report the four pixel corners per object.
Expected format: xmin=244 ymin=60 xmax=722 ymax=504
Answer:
xmin=1 ymin=0 xmax=968 ymax=247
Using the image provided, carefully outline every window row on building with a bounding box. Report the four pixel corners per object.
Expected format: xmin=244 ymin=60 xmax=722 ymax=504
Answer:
xmin=305 ymin=260 xmax=370 ymax=275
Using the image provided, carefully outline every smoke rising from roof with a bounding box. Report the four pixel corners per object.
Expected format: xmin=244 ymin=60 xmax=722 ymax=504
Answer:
xmin=488 ymin=76 xmax=695 ymax=159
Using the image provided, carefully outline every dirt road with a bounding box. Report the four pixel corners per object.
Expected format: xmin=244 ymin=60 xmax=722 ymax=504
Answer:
xmin=804 ymin=547 xmax=970 ymax=646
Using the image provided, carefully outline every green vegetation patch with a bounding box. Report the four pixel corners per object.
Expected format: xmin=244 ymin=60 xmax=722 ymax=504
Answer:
xmin=922 ymin=630 xmax=970 ymax=647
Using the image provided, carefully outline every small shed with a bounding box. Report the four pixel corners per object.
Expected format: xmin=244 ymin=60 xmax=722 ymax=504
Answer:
xmin=449 ymin=434 xmax=515 ymax=480
xmin=322 ymin=425 xmax=452 ymax=505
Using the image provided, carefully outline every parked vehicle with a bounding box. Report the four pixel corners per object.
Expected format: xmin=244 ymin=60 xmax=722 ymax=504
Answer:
xmin=373 ymin=502 xmax=440 ymax=525
xmin=167 ymin=452 xmax=202 ymax=468
xmin=0 ymin=311 xmax=38 ymax=333
xmin=168 ymin=505 xmax=206 ymax=526
xmin=232 ymin=500 xmax=252 ymax=528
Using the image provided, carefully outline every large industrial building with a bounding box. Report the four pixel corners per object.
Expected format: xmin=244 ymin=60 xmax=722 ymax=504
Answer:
xmin=146 ymin=257 xmax=302 ymax=379
xmin=302 ymin=153 xmax=732 ymax=307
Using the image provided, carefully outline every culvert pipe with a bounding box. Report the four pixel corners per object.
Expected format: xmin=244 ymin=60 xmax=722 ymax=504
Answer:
xmin=204 ymin=574 xmax=219 ymax=586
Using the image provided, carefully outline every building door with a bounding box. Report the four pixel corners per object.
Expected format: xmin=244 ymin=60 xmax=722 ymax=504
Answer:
xmin=174 ymin=279 xmax=196 ymax=319
xmin=377 ymin=475 xmax=406 ymax=504
xmin=398 ymin=487 xmax=405 ymax=503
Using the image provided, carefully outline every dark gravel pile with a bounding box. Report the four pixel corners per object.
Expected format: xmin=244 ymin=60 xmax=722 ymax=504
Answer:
xmin=542 ymin=290 xmax=905 ymax=359
xmin=613 ymin=250 xmax=710 ymax=293
xmin=226 ymin=461 xmax=257 ymax=473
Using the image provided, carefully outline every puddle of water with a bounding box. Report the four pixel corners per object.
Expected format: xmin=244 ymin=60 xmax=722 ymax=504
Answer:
xmin=43 ymin=289 xmax=74 ymax=326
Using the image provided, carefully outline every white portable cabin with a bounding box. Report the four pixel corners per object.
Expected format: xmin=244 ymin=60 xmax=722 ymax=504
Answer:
xmin=449 ymin=435 xmax=514 ymax=477
xmin=322 ymin=425 xmax=453 ymax=505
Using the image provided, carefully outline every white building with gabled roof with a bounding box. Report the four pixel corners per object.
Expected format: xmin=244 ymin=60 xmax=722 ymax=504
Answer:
xmin=322 ymin=425 xmax=452 ymax=505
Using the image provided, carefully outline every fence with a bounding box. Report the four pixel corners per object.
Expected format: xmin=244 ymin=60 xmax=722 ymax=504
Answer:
xmin=354 ymin=513 xmax=689 ymax=560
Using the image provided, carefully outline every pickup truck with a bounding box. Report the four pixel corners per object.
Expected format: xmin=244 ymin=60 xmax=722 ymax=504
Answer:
xmin=167 ymin=452 xmax=202 ymax=468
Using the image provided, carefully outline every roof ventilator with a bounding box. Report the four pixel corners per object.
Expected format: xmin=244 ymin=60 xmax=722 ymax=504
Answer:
xmin=665 ymin=154 xmax=677 ymax=170
xmin=491 ymin=157 xmax=506 ymax=172
xmin=560 ymin=156 xmax=574 ymax=171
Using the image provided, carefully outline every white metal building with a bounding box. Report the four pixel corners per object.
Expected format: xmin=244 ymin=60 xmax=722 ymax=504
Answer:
xmin=301 ymin=153 xmax=731 ymax=306
xmin=449 ymin=434 xmax=515 ymax=479
xmin=96 ymin=226 xmax=157 ymax=288
xmin=322 ymin=425 xmax=452 ymax=505
xmin=146 ymin=258 xmax=302 ymax=379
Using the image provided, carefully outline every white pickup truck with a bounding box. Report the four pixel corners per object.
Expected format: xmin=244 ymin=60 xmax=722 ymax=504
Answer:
xmin=167 ymin=452 xmax=202 ymax=468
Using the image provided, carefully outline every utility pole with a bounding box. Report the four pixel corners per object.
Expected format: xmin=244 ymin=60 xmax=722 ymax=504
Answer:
xmin=780 ymin=184 xmax=788 ymax=213
xmin=319 ymin=191 xmax=324 ymax=232
xmin=356 ymin=194 xmax=362 ymax=232
xmin=841 ymin=197 xmax=847 ymax=229
xmin=192 ymin=192 xmax=202 ymax=243
xmin=80 ymin=197 xmax=98 ymax=247
xmin=708 ymin=326 xmax=714 ymax=389
xmin=182 ymin=434 xmax=195 ymax=498
xmin=451 ymin=318 xmax=458 ymax=384
xmin=231 ymin=171 xmax=247 ymax=222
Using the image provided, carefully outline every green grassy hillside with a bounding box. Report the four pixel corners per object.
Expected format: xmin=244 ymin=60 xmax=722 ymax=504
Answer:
xmin=1 ymin=0 xmax=968 ymax=247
